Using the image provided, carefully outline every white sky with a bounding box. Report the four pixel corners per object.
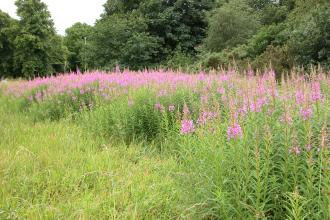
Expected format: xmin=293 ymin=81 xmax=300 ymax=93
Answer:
xmin=0 ymin=0 xmax=107 ymax=35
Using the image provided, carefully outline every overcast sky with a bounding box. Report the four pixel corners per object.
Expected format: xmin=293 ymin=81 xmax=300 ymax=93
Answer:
xmin=0 ymin=0 xmax=107 ymax=35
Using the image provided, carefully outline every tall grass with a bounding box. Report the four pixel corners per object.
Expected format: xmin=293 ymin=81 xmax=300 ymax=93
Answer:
xmin=0 ymin=68 xmax=329 ymax=219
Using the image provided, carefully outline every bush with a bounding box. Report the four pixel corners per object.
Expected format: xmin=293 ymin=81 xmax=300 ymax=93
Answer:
xmin=252 ymin=45 xmax=294 ymax=76
xmin=204 ymin=0 xmax=260 ymax=52
xmin=287 ymin=5 xmax=330 ymax=67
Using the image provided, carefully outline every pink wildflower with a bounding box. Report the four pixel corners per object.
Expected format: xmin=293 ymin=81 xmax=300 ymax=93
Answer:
xmin=155 ymin=103 xmax=165 ymax=112
xmin=217 ymin=87 xmax=225 ymax=94
xmin=168 ymin=105 xmax=175 ymax=112
xmin=300 ymin=107 xmax=313 ymax=121
xmin=311 ymin=82 xmax=322 ymax=102
xmin=306 ymin=145 xmax=312 ymax=152
xmin=295 ymin=90 xmax=304 ymax=104
xmin=180 ymin=119 xmax=195 ymax=135
xmin=197 ymin=111 xmax=217 ymax=125
xmin=280 ymin=113 xmax=293 ymax=125
xmin=183 ymin=104 xmax=190 ymax=117
xmin=227 ymin=123 xmax=243 ymax=140
xmin=201 ymin=95 xmax=208 ymax=104
xmin=289 ymin=146 xmax=301 ymax=155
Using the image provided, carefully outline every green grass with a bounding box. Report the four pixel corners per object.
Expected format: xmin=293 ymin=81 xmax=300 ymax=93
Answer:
xmin=1 ymin=73 xmax=329 ymax=219
xmin=0 ymin=98 xmax=199 ymax=219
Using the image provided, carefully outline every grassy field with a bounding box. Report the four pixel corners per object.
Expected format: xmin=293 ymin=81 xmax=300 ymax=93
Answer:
xmin=0 ymin=69 xmax=329 ymax=219
xmin=0 ymin=97 xmax=209 ymax=219
xmin=0 ymin=98 xmax=199 ymax=219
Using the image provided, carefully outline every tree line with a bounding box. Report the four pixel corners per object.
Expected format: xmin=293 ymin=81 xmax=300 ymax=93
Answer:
xmin=0 ymin=0 xmax=329 ymax=78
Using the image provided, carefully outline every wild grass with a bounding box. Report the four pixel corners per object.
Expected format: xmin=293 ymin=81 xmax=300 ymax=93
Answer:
xmin=0 ymin=69 xmax=329 ymax=219
xmin=0 ymin=98 xmax=201 ymax=219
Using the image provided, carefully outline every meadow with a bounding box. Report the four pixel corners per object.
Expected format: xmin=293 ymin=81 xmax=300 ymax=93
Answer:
xmin=0 ymin=68 xmax=329 ymax=219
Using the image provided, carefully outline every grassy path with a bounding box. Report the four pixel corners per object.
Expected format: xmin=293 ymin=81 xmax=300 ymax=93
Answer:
xmin=0 ymin=101 xmax=191 ymax=219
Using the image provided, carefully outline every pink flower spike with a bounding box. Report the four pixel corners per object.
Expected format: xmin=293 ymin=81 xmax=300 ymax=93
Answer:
xmin=306 ymin=145 xmax=312 ymax=152
xmin=155 ymin=103 xmax=165 ymax=112
xmin=168 ymin=105 xmax=175 ymax=112
xmin=280 ymin=113 xmax=293 ymax=125
xmin=180 ymin=119 xmax=195 ymax=135
xmin=311 ymin=82 xmax=322 ymax=102
xmin=300 ymin=107 xmax=313 ymax=121
xmin=295 ymin=90 xmax=304 ymax=104
xmin=217 ymin=87 xmax=225 ymax=94
xmin=289 ymin=146 xmax=301 ymax=155
xmin=227 ymin=123 xmax=243 ymax=140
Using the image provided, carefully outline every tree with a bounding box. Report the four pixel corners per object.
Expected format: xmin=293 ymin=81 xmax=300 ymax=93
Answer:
xmin=64 ymin=23 xmax=94 ymax=71
xmin=100 ymin=0 xmax=215 ymax=67
xmin=120 ymin=32 xmax=161 ymax=69
xmin=91 ymin=14 xmax=159 ymax=70
xmin=140 ymin=0 xmax=215 ymax=54
xmin=0 ymin=11 xmax=18 ymax=78
xmin=14 ymin=0 xmax=65 ymax=77
xmin=287 ymin=4 xmax=330 ymax=67
xmin=204 ymin=0 xmax=260 ymax=52
xmin=102 ymin=0 xmax=143 ymax=16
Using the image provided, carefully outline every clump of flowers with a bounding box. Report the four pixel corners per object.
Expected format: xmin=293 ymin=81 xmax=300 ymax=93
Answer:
xmin=180 ymin=119 xmax=195 ymax=135
xmin=311 ymin=81 xmax=322 ymax=102
xmin=289 ymin=146 xmax=301 ymax=155
xmin=306 ymin=145 xmax=312 ymax=152
xmin=200 ymin=95 xmax=208 ymax=104
xmin=227 ymin=122 xmax=243 ymax=140
xmin=183 ymin=104 xmax=190 ymax=116
xmin=168 ymin=105 xmax=175 ymax=112
xmin=217 ymin=87 xmax=225 ymax=95
xmin=300 ymin=107 xmax=313 ymax=121
xmin=197 ymin=111 xmax=217 ymax=125
xmin=154 ymin=103 xmax=165 ymax=112
xmin=280 ymin=113 xmax=293 ymax=125
xmin=295 ymin=90 xmax=304 ymax=104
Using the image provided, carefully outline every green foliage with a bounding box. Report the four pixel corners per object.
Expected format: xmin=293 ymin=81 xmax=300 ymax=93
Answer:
xmin=1 ymin=70 xmax=330 ymax=218
xmin=102 ymin=0 xmax=143 ymax=16
xmin=245 ymin=24 xmax=287 ymax=58
xmin=0 ymin=11 xmax=18 ymax=78
xmin=259 ymin=4 xmax=289 ymax=25
xmin=13 ymin=0 xmax=66 ymax=78
xmin=64 ymin=23 xmax=93 ymax=72
xmin=252 ymin=45 xmax=294 ymax=75
xmin=205 ymin=0 xmax=260 ymax=52
xmin=1 ymin=0 xmax=330 ymax=76
xmin=138 ymin=0 xmax=215 ymax=54
xmin=201 ymin=0 xmax=330 ymax=72
xmin=163 ymin=50 xmax=196 ymax=71
xmin=287 ymin=5 xmax=330 ymax=67
xmin=0 ymin=100 xmax=187 ymax=219
xmin=81 ymin=88 xmax=193 ymax=143
xmin=120 ymin=32 xmax=161 ymax=70
xmin=91 ymin=14 xmax=152 ymax=70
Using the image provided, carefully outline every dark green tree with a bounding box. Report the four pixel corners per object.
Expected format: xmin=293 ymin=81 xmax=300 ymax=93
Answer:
xmin=287 ymin=4 xmax=330 ymax=67
xmin=0 ymin=11 xmax=18 ymax=78
xmin=91 ymin=14 xmax=160 ymax=70
xmin=103 ymin=0 xmax=143 ymax=16
xmin=100 ymin=0 xmax=215 ymax=68
xmin=14 ymin=0 xmax=65 ymax=77
xmin=64 ymin=23 xmax=93 ymax=71
xmin=120 ymin=32 xmax=161 ymax=69
xmin=140 ymin=0 xmax=215 ymax=54
xmin=204 ymin=0 xmax=260 ymax=52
